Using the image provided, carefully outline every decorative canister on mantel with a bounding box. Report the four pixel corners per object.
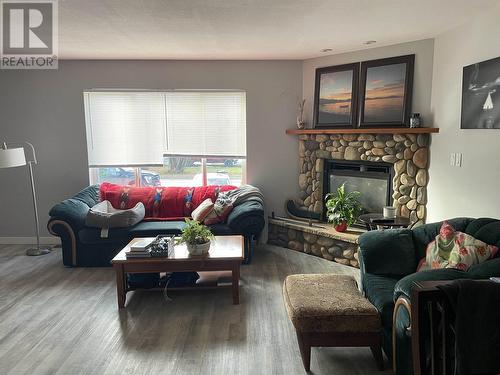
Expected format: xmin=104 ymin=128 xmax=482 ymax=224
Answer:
xmin=410 ymin=113 xmax=421 ymax=128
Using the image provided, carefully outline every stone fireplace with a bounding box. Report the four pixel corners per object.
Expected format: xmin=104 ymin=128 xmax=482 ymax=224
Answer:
xmin=268 ymin=128 xmax=437 ymax=268
xmin=297 ymin=132 xmax=430 ymax=224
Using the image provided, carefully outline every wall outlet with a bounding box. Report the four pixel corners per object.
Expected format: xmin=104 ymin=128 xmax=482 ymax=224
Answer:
xmin=449 ymin=153 xmax=456 ymax=166
xmin=450 ymin=152 xmax=463 ymax=167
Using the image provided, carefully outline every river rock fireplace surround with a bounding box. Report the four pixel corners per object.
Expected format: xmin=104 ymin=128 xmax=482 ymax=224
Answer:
xmin=268 ymin=127 xmax=439 ymax=267
xmin=297 ymin=131 xmax=431 ymax=223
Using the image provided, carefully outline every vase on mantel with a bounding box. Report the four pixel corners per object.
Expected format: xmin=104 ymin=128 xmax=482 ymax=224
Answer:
xmin=297 ymin=99 xmax=306 ymax=129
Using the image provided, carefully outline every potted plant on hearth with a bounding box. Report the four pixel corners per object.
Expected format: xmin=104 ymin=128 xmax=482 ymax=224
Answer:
xmin=325 ymin=183 xmax=362 ymax=232
xmin=179 ymin=219 xmax=214 ymax=255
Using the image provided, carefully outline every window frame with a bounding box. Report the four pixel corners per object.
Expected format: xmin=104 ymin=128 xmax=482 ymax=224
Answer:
xmin=85 ymin=89 xmax=247 ymax=187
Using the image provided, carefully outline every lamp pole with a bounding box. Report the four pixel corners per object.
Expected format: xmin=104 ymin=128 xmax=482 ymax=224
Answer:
xmin=1 ymin=142 xmax=51 ymax=256
xmin=26 ymin=158 xmax=49 ymax=255
xmin=24 ymin=142 xmax=50 ymax=256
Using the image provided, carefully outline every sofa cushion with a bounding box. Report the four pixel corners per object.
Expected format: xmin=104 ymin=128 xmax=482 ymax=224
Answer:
xmin=283 ymin=274 xmax=380 ymax=333
xmin=73 ymin=185 xmax=100 ymax=207
xmin=465 ymin=219 xmax=500 ymax=249
xmin=393 ymin=268 xmax=469 ymax=300
xmin=363 ymin=273 xmax=399 ymax=328
xmin=358 ymin=229 xmax=416 ymax=277
xmin=79 ymin=221 xmax=187 ymax=244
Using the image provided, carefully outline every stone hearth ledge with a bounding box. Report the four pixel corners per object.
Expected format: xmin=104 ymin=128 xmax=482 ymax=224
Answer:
xmin=268 ymin=217 xmax=364 ymax=267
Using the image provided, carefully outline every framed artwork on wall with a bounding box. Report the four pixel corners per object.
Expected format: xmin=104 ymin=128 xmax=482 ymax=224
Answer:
xmin=358 ymin=54 xmax=414 ymax=127
xmin=461 ymin=56 xmax=500 ymax=129
xmin=313 ymin=63 xmax=359 ymax=128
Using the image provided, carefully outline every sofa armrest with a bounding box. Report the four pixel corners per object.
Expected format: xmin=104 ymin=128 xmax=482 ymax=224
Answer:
xmin=226 ymin=200 xmax=265 ymax=237
xmin=393 ymin=268 xmax=469 ymax=301
xmin=48 ymin=198 xmax=90 ymax=232
xmin=468 ymin=257 xmax=500 ymax=278
xmin=358 ymin=229 xmax=417 ymax=278
xmin=48 ymin=198 xmax=93 ymax=267
xmin=393 ymin=296 xmax=413 ymax=373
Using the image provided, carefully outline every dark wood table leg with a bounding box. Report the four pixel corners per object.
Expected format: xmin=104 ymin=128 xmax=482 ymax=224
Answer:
xmin=114 ymin=264 xmax=126 ymax=308
xmin=232 ymin=261 xmax=240 ymax=305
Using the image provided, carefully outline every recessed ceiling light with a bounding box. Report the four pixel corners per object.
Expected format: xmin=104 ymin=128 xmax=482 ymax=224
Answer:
xmin=364 ymin=40 xmax=377 ymax=45
xmin=320 ymin=48 xmax=333 ymax=53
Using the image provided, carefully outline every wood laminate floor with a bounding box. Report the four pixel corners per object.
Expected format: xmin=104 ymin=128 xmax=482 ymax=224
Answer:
xmin=0 ymin=243 xmax=392 ymax=375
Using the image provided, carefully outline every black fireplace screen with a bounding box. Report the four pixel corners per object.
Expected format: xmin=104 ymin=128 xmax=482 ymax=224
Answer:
xmin=323 ymin=160 xmax=393 ymax=217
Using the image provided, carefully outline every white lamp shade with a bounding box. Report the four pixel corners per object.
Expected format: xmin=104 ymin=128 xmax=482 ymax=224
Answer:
xmin=0 ymin=147 xmax=27 ymax=168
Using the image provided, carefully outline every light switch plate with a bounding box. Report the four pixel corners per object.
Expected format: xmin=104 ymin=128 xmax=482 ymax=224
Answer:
xmin=456 ymin=153 xmax=462 ymax=167
xmin=449 ymin=153 xmax=456 ymax=166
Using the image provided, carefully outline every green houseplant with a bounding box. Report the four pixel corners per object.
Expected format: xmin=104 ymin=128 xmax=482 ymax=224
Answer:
xmin=325 ymin=183 xmax=362 ymax=232
xmin=179 ymin=219 xmax=214 ymax=255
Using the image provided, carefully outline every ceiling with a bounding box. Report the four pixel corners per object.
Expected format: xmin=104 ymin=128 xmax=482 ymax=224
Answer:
xmin=58 ymin=0 xmax=500 ymax=60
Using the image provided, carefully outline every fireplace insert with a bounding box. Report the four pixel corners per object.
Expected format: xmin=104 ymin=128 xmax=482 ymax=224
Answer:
xmin=323 ymin=160 xmax=393 ymax=220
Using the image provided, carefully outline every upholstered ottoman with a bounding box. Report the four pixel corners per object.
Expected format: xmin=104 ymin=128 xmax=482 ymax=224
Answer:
xmin=283 ymin=274 xmax=383 ymax=371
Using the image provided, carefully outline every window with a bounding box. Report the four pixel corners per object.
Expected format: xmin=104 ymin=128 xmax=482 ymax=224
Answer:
xmin=84 ymin=91 xmax=246 ymax=187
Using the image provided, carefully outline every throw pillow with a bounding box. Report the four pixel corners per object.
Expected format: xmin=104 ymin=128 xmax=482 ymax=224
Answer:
xmin=85 ymin=200 xmax=145 ymax=238
xmin=419 ymin=221 xmax=498 ymax=272
xmin=203 ymin=190 xmax=235 ymax=225
xmin=191 ymin=198 xmax=214 ymax=222
xmin=204 ymin=203 xmax=234 ymax=225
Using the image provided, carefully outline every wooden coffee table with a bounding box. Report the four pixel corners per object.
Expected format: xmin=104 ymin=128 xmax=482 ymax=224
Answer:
xmin=111 ymin=235 xmax=244 ymax=308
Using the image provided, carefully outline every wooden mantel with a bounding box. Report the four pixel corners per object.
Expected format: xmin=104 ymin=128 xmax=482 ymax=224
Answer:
xmin=286 ymin=127 xmax=439 ymax=135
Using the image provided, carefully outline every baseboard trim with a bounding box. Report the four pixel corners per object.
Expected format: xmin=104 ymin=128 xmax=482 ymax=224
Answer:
xmin=0 ymin=237 xmax=61 ymax=245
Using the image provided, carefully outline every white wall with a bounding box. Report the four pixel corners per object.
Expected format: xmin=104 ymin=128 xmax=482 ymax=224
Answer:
xmin=302 ymin=39 xmax=435 ymax=127
xmin=0 ymin=60 xmax=302 ymax=238
xmin=427 ymin=7 xmax=500 ymax=222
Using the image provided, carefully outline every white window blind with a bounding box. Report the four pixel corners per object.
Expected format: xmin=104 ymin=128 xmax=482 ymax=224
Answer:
xmin=84 ymin=90 xmax=246 ymax=167
xmin=164 ymin=91 xmax=246 ymax=157
xmin=84 ymin=92 xmax=166 ymax=167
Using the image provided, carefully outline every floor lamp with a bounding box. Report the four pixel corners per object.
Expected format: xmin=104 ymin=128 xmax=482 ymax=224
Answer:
xmin=0 ymin=142 xmax=51 ymax=256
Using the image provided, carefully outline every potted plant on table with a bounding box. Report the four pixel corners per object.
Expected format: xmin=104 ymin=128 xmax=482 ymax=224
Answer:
xmin=179 ymin=219 xmax=214 ymax=255
xmin=325 ymin=183 xmax=362 ymax=232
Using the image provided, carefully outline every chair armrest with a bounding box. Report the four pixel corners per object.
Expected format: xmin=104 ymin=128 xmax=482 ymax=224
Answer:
xmin=226 ymin=201 xmax=265 ymax=236
xmin=48 ymin=198 xmax=90 ymax=232
xmin=358 ymin=229 xmax=416 ymax=278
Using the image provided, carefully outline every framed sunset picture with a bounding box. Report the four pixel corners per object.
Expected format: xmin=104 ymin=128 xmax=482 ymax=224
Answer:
xmin=313 ymin=63 xmax=359 ymax=128
xmin=359 ymin=55 xmax=414 ymax=127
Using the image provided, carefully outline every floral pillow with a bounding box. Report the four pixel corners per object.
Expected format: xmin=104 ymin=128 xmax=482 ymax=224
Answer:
xmin=418 ymin=221 xmax=499 ymax=272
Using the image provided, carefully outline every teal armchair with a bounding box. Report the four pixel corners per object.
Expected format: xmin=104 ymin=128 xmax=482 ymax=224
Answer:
xmin=358 ymin=217 xmax=500 ymax=375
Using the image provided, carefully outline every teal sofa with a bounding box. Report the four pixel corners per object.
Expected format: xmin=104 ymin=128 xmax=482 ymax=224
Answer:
xmin=358 ymin=217 xmax=500 ymax=374
xmin=47 ymin=185 xmax=265 ymax=267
